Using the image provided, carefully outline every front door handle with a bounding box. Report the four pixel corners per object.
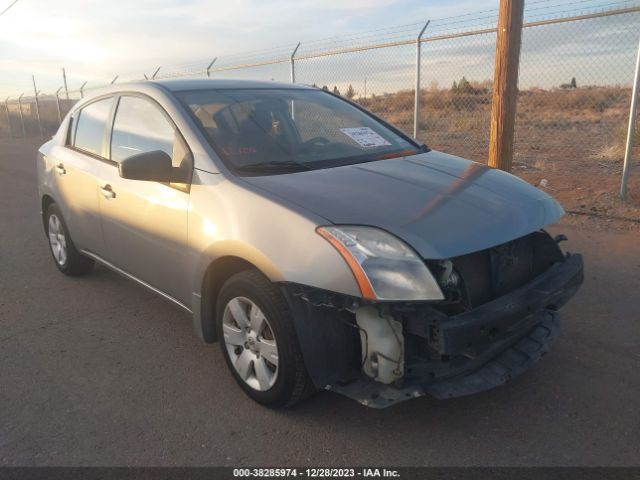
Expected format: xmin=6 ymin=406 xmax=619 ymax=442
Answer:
xmin=55 ymin=163 xmax=66 ymax=175
xmin=100 ymin=184 xmax=116 ymax=199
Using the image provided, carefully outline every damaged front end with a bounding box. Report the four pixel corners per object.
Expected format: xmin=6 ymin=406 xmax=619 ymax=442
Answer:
xmin=281 ymin=230 xmax=583 ymax=408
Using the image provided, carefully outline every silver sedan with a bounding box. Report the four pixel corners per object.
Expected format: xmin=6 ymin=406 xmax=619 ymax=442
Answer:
xmin=37 ymin=79 xmax=583 ymax=408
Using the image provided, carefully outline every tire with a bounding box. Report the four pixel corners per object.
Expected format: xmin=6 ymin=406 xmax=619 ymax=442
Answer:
xmin=216 ymin=269 xmax=315 ymax=408
xmin=45 ymin=203 xmax=94 ymax=276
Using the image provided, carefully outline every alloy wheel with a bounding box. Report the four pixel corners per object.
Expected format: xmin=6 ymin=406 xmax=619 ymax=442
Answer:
xmin=48 ymin=214 xmax=67 ymax=266
xmin=222 ymin=296 xmax=279 ymax=391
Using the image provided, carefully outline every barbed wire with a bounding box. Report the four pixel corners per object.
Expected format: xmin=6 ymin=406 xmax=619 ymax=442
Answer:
xmin=99 ymin=0 xmax=636 ymax=85
xmin=2 ymin=0 xmax=639 ymax=97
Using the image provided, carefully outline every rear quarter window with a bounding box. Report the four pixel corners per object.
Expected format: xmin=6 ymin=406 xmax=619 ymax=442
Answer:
xmin=73 ymin=97 xmax=115 ymax=156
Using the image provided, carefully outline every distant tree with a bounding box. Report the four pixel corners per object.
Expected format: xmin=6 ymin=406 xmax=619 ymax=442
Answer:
xmin=570 ymin=77 xmax=577 ymax=89
xmin=332 ymin=85 xmax=341 ymax=96
xmin=451 ymin=76 xmax=481 ymax=95
xmin=322 ymin=85 xmax=329 ymax=91
xmin=345 ymin=84 xmax=356 ymax=99
xmin=458 ymin=76 xmax=474 ymax=94
xmin=560 ymin=77 xmax=577 ymax=89
xmin=311 ymin=83 xmax=318 ymax=88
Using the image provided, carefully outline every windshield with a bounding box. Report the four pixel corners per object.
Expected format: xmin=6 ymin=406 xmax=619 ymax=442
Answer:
xmin=177 ymin=88 xmax=423 ymax=175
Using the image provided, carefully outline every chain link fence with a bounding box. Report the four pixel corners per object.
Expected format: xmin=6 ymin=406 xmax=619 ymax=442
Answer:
xmin=515 ymin=9 xmax=640 ymax=180
xmin=1 ymin=3 xmax=639 ymax=204
xmin=297 ymin=42 xmax=417 ymax=135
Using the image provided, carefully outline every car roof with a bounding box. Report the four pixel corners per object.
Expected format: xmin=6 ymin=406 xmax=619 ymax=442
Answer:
xmin=149 ymin=78 xmax=314 ymax=92
xmin=72 ymin=78 xmax=317 ymax=110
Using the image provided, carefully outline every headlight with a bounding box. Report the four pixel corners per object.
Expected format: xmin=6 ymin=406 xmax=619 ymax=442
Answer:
xmin=317 ymin=226 xmax=444 ymax=301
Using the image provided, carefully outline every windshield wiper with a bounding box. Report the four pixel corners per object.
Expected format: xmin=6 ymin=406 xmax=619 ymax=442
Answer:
xmin=235 ymin=160 xmax=312 ymax=174
xmin=370 ymin=148 xmax=423 ymax=161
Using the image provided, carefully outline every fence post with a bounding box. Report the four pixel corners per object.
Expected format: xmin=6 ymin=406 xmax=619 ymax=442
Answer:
xmin=414 ymin=20 xmax=430 ymax=139
xmin=55 ymin=87 xmax=63 ymax=124
xmin=4 ymin=97 xmax=12 ymax=138
xmin=62 ymin=67 xmax=69 ymax=100
xmin=18 ymin=94 xmax=26 ymax=138
xmin=488 ymin=0 xmax=524 ymax=172
xmin=290 ymin=42 xmax=301 ymax=83
xmin=620 ymin=35 xmax=640 ymax=199
xmin=207 ymin=58 xmax=217 ymax=77
xmin=79 ymin=81 xmax=87 ymax=98
xmin=152 ymin=67 xmax=161 ymax=79
xmin=32 ymin=75 xmax=43 ymax=137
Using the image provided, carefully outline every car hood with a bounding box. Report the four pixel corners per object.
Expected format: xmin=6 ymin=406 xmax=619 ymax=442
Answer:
xmin=242 ymin=150 xmax=564 ymax=259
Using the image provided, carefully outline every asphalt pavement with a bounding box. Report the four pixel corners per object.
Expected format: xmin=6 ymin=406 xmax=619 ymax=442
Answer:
xmin=1 ymin=139 xmax=639 ymax=466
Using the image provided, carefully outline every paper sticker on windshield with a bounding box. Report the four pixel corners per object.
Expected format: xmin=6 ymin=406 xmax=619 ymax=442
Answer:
xmin=340 ymin=127 xmax=392 ymax=148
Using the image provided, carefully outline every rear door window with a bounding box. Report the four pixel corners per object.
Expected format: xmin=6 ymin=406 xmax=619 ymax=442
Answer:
xmin=73 ymin=97 xmax=115 ymax=156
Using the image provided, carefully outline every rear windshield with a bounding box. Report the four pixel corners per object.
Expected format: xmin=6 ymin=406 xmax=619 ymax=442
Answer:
xmin=177 ymin=88 xmax=422 ymax=175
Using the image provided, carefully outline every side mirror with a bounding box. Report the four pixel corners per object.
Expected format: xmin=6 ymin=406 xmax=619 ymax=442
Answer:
xmin=118 ymin=150 xmax=173 ymax=182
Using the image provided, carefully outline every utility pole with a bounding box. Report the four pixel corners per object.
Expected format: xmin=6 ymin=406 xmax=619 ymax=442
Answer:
xmin=488 ymin=0 xmax=524 ymax=172
xmin=62 ymin=67 xmax=69 ymax=100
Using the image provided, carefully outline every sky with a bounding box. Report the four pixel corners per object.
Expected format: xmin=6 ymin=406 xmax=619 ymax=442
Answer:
xmin=0 ymin=0 xmax=638 ymax=98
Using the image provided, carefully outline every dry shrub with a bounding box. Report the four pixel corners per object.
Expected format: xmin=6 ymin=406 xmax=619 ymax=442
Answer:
xmin=518 ymin=86 xmax=629 ymax=114
xmin=594 ymin=124 xmax=640 ymax=162
xmin=361 ymin=85 xmax=634 ymax=167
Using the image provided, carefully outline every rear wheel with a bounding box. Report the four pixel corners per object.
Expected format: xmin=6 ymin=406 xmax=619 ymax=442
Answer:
xmin=216 ymin=269 xmax=314 ymax=408
xmin=45 ymin=204 xmax=94 ymax=276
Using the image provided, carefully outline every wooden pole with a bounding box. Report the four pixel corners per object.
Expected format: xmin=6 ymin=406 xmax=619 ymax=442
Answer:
xmin=488 ymin=0 xmax=525 ymax=172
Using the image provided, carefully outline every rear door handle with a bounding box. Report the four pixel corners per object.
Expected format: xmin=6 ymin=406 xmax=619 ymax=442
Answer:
xmin=55 ymin=163 xmax=66 ymax=175
xmin=100 ymin=184 xmax=116 ymax=199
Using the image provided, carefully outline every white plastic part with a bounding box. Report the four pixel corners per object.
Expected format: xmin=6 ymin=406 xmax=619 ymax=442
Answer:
xmin=355 ymin=306 xmax=404 ymax=384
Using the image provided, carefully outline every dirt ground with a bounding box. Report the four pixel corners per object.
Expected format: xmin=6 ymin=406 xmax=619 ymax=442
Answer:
xmin=518 ymin=166 xmax=640 ymax=232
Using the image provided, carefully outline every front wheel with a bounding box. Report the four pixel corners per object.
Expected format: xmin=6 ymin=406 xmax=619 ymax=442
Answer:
xmin=45 ymin=204 xmax=94 ymax=276
xmin=216 ymin=270 xmax=314 ymax=408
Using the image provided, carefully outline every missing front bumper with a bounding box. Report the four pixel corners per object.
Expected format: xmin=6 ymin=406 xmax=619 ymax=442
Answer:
xmin=330 ymin=310 xmax=560 ymax=408
xmin=281 ymin=252 xmax=583 ymax=408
